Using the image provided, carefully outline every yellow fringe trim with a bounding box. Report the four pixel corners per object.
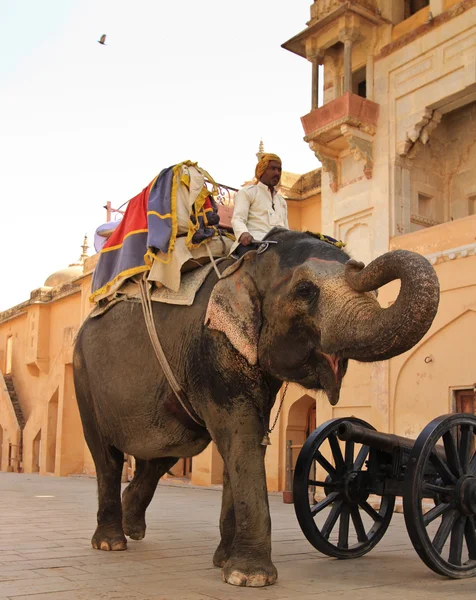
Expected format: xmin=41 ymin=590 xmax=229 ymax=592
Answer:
xmin=147 ymin=210 xmax=173 ymax=219
xmin=89 ymin=264 xmax=149 ymax=302
xmin=100 ymin=229 xmax=149 ymax=253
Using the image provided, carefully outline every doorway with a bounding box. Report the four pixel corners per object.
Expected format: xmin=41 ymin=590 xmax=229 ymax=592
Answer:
xmin=455 ymin=389 xmax=475 ymax=414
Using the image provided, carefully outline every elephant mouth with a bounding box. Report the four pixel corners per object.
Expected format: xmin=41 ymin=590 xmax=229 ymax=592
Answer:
xmin=316 ymin=351 xmax=344 ymax=406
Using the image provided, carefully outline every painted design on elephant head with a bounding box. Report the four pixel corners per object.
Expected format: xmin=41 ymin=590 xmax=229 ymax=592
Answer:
xmin=205 ymin=253 xmax=262 ymax=366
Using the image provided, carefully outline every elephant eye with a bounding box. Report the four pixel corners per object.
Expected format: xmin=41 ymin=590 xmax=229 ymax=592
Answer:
xmin=295 ymin=281 xmax=319 ymax=301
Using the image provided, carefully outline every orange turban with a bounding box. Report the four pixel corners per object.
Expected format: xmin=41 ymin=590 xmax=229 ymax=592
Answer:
xmin=255 ymin=153 xmax=282 ymax=180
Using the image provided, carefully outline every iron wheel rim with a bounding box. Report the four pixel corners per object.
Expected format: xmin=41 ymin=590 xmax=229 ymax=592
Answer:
xmin=293 ymin=417 xmax=395 ymax=559
xmin=403 ymin=413 xmax=476 ymax=579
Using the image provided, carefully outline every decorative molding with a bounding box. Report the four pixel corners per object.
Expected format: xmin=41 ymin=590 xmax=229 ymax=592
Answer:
xmin=410 ymin=214 xmax=441 ymax=227
xmin=309 ymin=141 xmax=339 ymax=192
xmin=425 ymin=242 xmax=476 ymax=265
xmin=397 ymin=108 xmax=442 ymax=159
xmin=310 ymin=0 xmax=343 ymax=21
xmin=341 ymin=124 xmax=374 ymax=179
xmin=335 ymin=207 xmax=374 ymax=239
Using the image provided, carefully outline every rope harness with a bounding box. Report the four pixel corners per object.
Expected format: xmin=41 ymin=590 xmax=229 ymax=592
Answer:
xmin=138 ymin=275 xmax=206 ymax=429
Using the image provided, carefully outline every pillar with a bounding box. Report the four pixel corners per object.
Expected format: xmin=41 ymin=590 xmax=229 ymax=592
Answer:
xmin=307 ymin=48 xmax=324 ymax=110
xmin=311 ymin=57 xmax=319 ymax=110
xmin=366 ymin=54 xmax=374 ymax=100
xmin=343 ymin=37 xmax=353 ymax=94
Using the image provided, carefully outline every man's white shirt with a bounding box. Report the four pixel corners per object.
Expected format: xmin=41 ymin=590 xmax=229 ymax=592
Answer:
xmin=231 ymin=181 xmax=289 ymax=246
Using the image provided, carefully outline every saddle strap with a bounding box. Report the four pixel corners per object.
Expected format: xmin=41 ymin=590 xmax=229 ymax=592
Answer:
xmin=138 ymin=275 xmax=206 ymax=429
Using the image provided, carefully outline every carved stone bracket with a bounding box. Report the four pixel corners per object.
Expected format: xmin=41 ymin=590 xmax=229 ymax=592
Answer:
xmin=341 ymin=124 xmax=375 ymax=179
xmin=397 ymin=108 xmax=442 ymax=159
xmin=309 ymin=141 xmax=339 ymax=193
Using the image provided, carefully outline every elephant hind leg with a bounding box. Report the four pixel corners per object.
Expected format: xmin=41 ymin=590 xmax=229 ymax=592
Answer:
xmin=74 ymin=364 xmax=127 ymax=552
xmin=91 ymin=444 xmax=127 ymax=551
xmin=122 ymin=457 xmax=178 ymax=540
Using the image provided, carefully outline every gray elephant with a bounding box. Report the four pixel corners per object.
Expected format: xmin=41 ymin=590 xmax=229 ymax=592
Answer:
xmin=73 ymin=228 xmax=439 ymax=587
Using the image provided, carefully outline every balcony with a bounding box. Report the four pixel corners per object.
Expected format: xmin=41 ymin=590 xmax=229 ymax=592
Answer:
xmin=301 ymin=92 xmax=380 ymax=192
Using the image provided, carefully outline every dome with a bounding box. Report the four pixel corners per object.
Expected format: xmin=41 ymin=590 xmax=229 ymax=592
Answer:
xmin=43 ymin=235 xmax=90 ymax=287
xmin=44 ymin=265 xmax=83 ymax=287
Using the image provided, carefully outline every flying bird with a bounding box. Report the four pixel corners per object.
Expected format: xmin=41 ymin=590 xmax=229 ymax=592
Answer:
xmin=98 ymin=34 xmax=107 ymax=45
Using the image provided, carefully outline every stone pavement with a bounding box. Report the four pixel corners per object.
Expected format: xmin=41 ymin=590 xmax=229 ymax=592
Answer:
xmin=0 ymin=473 xmax=474 ymax=600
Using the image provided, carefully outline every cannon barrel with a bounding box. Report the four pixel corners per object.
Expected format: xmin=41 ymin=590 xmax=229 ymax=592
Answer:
xmin=337 ymin=421 xmax=416 ymax=454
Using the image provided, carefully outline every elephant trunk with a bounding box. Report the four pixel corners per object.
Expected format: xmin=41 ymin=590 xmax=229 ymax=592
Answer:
xmin=336 ymin=249 xmax=440 ymax=362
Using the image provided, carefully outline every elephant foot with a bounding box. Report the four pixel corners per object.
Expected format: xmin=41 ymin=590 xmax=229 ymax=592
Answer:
xmin=123 ymin=514 xmax=146 ymax=541
xmin=213 ymin=541 xmax=231 ymax=568
xmin=222 ymin=556 xmax=277 ymax=587
xmin=91 ymin=525 xmax=127 ymax=551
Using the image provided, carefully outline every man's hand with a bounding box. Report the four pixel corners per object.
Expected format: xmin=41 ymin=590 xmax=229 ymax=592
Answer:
xmin=239 ymin=232 xmax=253 ymax=246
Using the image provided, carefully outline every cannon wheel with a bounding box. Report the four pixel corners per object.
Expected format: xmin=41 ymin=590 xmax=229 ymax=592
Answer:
xmin=403 ymin=413 xmax=476 ymax=578
xmin=293 ymin=417 xmax=395 ymax=559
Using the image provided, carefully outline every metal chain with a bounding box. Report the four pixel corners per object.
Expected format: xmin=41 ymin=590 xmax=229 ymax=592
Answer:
xmin=268 ymin=382 xmax=289 ymax=434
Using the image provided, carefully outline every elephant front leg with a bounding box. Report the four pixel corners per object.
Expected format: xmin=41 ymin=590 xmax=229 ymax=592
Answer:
xmin=215 ymin=415 xmax=277 ymax=587
xmin=213 ymin=464 xmax=235 ymax=567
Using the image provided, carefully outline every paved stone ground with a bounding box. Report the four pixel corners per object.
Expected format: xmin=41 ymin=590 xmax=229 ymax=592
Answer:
xmin=0 ymin=472 xmax=474 ymax=599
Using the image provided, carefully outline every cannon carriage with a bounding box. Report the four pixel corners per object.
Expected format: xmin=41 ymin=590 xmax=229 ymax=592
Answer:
xmin=293 ymin=413 xmax=476 ymax=579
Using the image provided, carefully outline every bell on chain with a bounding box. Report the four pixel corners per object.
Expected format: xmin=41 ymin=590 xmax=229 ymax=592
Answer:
xmin=261 ymin=432 xmax=271 ymax=446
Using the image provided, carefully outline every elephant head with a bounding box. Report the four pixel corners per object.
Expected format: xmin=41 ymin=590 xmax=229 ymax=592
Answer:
xmin=205 ymin=229 xmax=439 ymax=406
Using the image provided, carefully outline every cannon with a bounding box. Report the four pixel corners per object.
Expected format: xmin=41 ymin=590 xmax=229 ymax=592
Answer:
xmin=293 ymin=413 xmax=476 ymax=579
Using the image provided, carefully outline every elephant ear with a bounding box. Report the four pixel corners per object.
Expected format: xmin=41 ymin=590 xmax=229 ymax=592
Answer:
xmin=205 ymin=256 xmax=261 ymax=366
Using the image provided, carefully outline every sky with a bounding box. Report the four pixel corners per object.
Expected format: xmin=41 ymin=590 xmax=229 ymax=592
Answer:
xmin=0 ymin=0 xmax=321 ymax=310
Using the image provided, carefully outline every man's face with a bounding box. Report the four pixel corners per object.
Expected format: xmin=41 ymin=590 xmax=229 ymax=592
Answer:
xmin=260 ymin=160 xmax=282 ymax=187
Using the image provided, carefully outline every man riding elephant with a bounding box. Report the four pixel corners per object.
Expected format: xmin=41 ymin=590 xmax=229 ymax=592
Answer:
xmin=231 ymin=153 xmax=288 ymax=257
xmin=73 ymin=227 xmax=439 ymax=587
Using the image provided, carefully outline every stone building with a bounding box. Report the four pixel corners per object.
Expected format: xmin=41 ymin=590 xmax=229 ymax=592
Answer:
xmin=1 ymin=0 xmax=475 ymax=493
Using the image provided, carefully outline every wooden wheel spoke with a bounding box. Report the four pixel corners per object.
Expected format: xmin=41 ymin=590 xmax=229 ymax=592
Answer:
xmin=433 ymin=509 xmax=458 ymax=554
xmin=314 ymin=451 xmax=337 ymax=476
xmin=469 ymin=452 xmax=476 ymax=475
xmin=423 ymin=502 xmax=451 ymax=526
xmin=328 ymin=433 xmax=345 ymax=473
xmin=464 ymin=516 xmax=476 ymax=560
xmin=350 ymin=506 xmax=368 ymax=543
xmin=443 ymin=430 xmax=463 ymax=478
xmin=345 ymin=440 xmax=355 ymax=468
xmin=458 ymin=425 xmax=473 ymax=473
xmin=429 ymin=452 xmax=457 ymax=485
xmin=321 ymin=499 xmax=342 ymax=540
xmin=358 ymin=500 xmax=383 ymax=522
xmin=353 ymin=445 xmax=370 ymax=471
xmin=311 ymin=492 xmax=340 ymax=516
xmin=338 ymin=503 xmax=350 ymax=549
xmin=422 ymin=482 xmax=454 ymax=496
xmin=449 ymin=516 xmax=466 ymax=566
xmin=308 ymin=479 xmax=338 ymax=488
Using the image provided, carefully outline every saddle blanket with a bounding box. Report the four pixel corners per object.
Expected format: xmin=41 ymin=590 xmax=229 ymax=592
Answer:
xmin=90 ymin=262 xmax=219 ymax=319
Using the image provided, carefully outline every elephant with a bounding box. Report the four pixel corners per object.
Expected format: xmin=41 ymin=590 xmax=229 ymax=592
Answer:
xmin=73 ymin=227 xmax=439 ymax=587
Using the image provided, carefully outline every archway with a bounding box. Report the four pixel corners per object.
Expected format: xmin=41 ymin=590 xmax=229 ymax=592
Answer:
xmin=285 ymin=394 xmax=316 ymax=471
xmin=32 ymin=429 xmax=41 ymax=473
xmin=46 ymin=390 xmax=59 ymax=474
